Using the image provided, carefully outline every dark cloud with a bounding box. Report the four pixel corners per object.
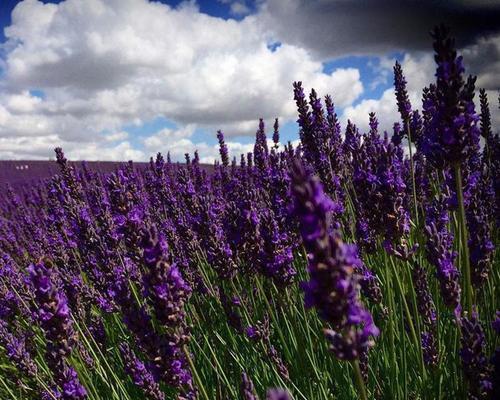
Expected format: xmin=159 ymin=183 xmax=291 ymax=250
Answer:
xmin=462 ymin=34 xmax=500 ymax=90
xmin=261 ymin=0 xmax=500 ymax=59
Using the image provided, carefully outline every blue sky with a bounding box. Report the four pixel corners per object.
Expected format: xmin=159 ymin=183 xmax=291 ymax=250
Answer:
xmin=0 ymin=0 xmax=497 ymax=161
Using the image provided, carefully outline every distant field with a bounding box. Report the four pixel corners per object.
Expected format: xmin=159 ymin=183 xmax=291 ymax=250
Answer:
xmin=0 ymin=160 xmax=213 ymax=193
xmin=0 ymin=160 xmax=146 ymax=192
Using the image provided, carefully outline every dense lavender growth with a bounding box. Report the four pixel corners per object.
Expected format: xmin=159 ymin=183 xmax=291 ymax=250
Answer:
xmin=0 ymin=27 xmax=498 ymax=400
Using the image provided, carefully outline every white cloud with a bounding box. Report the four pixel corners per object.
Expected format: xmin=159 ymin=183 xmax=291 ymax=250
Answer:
xmin=65 ymin=141 xmax=146 ymax=161
xmin=0 ymin=133 xmax=146 ymax=161
xmin=230 ymin=1 xmax=251 ymax=16
xmin=5 ymin=90 xmax=42 ymax=113
xmin=462 ymin=34 xmax=500 ymax=129
xmin=143 ymin=124 xmax=197 ymax=151
xmin=341 ymin=53 xmax=435 ymax=133
xmin=104 ymin=131 xmax=129 ymax=142
xmin=0 ymin=0 xmax=365 ymax=160
xmin=342 ymin=88 xmax=398 ymax=133
xmin=367 ymin=55 xmax=396 ymax=91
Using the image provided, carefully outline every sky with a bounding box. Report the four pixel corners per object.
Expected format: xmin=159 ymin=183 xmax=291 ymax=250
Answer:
xmin=0 ymin=0 xmax=499 ymax=162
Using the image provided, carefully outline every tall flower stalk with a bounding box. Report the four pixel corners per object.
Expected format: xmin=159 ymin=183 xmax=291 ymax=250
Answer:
xmin=291 ymin=159 xmax=378 ymax=399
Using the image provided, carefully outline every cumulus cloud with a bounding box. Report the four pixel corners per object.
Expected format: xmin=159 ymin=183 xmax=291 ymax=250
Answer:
xmin=0 ymin=0 xmax=366 ymax=160
xmin=0 ymin=131 xmax=146 ymax=161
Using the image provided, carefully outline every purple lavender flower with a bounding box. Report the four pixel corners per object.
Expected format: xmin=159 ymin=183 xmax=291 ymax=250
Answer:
xmin=120 ymin=343 xmax=165 ymax=400
xmin=424 ymin=189 xmax=461 ymax=309
xmin=60 ymin=368 xmax=89 ymax=400
xmin=356 ymin=261 xmax=382 ymax=305
xmin=351 ymin=113 xmax=411 ymax=256
xmin=28 ymin=259 xmax=87 ymax=399
xmin=272 ymin=118 xmax=280 ymax=148
xmin=393 ymin=61 xmax=412 ymax=124
xmin=412 ymin=263 xmax=437 ymax=327
xmin=54 ymin=147 xmax=84 ymax=202
xmin=266 ymin=388 xmax=292 ymax=400
xmin=293 ymin=84 xmax=345 ymax=217
xmin=254 ymin=119 xmax=269 ymax=175
xmin=420 ymin=26 xmax=480 ymax=168
xmin=0 ymin=320 xmax=37 ymax=377
xmin=141 ymin=226 xmax=191 ymax=327
xmin=240 ymin=373 xmax=293 ymax=400
xmin=391 ymin=122 xmax=404 ymax=146
xmin=421 ymin=331 xmax=438 ymax=367
xmin=217 ymin=130 xmax=230 ymax=167
xmin=324 ymin=94 xmax=344 ymax=173
xmin=466 ymin=166 xmax=495 ymax=288
xmin=291 ymin=160 xmax=379 ymax=360
xmin=245 ymin=315 xmax=289 ymax=380
xmin=28 ymin=260 xmax=73 ymax=347
xmin=460 ymin=310 xmax=493 ymax=399
xmin=293 ymin=82 xmax=313 ymax=161
xmin=260 ymin=211 xmax=296 ymax=286
xmin=493 ymin=311 xmax=500 ymax=335
xmin=220 ymin=287 xmax=244 ymax=333
xmin=112 ymin=264 xmax=192 ymax=391
xmin=198 ymin=197 xmax=237 ymax=279
xmin=479 ymin=89 xmax=492 ymax=141
xmin=241 ymin=372 xmax=259 ymax=400
xmin=268 ymin=344 xmax=290 ymax=381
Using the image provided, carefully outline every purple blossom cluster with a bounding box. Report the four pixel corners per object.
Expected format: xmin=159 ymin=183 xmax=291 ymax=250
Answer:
xmin=291 ymin=160 xmax=379 ymax=360
xmin=424 ymin=187 xmax=461 ymax=310
xmin=119 ymin=343 xmax=166 ymax=400
xmin=28 ymin=259 xmax=87 ymax=400
xmin=459 ymin=311 xmax=493 ymax=399
xmin=419 ymin=25 xmax=481 ymax=169
xmin=350 ymin=113 xmax=412 ymax=258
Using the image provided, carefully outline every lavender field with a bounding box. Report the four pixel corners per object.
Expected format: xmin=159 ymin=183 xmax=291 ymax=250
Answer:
xmin=0 ymin=25 xmax=499 ymax=400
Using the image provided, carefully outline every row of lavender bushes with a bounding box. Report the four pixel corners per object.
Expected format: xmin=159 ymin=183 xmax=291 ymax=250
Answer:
xmin=0 ymin=26 xmax=499 ymax=400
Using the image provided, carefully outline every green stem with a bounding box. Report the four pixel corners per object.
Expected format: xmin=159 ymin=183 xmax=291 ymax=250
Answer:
xmin=406 ymin=120 xmax=420 ymax=227
xmin=183 ymin=345 xmax=210 ymax=400
xmin=389 ymin=257 xmax=426 ymax=381
xmin=351 ymin=359 xmax=368 ymax=400
xmin=384 ymin=252 xmax=398 ymax=397
xmin=0 ymin=375 xmax=17 ymax=400
xmin=453 ymin=164 xmax=473 ymax=315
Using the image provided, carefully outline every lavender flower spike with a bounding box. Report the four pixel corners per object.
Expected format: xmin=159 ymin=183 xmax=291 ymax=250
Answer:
xmin=460 ymin=310 xmax=493 ymax=399
xmin=393 ymin=61 xmax=412 ymax=124
xmin=28 ymin=259 xmax=87 ymax=399
xmin=266 ymin=388 xmax=293 ymax=400
xmin=241 ymin=372 xmax=259 ymax=400
xmin=420 ymin=25 xmax=480 ymax=167
xmin=291 ymin=160 xmax=379 ymax=360
xmin=217 ymin=130 xmax=230 ymax=167
xmin=120 ymin=343 xmax=165 ymax=400
xmin=141 ymin=226 xmax=191 ymax=327
xmin=424 ymin=190 xmax=461 ymax=309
